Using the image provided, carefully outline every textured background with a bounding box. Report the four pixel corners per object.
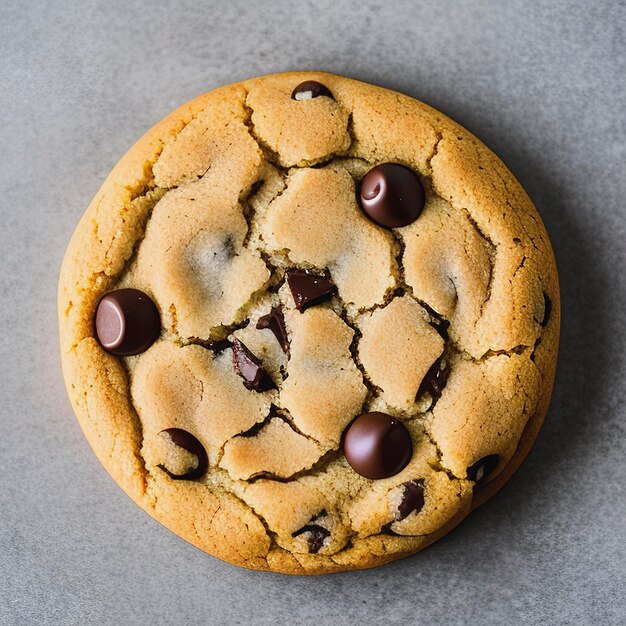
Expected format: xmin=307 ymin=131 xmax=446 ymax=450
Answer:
xmin=1 ymin=1 xmax=625 ymax=624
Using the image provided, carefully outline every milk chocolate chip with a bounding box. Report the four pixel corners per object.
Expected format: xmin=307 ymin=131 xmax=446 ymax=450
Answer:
xmin=343 ymin=412 xmax=413 ymax=479
xmin=232 ymin=339 xmax=276 ymax=391
xmin=157 ymin=428 xmax=208 ymax=481
xmin=291 ymin=80 xmax=333 ymax=100
xmin=358 ymin=163 xmax=425 ymax=228
xmin=286 ymin=269 xmax=335 ymax=312
xmin=95 ymin=288 xmax=160 ymax=356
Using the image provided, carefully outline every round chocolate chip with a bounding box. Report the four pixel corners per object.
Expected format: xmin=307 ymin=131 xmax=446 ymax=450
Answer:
xmin=467 ymin=454 xmax=499 ymax=485
xmin=343 ymin=412 xmax=413 ymax=479
xmin=157 ymin=428 xmax=208 ymax=481
xmin=291 ymin=80 xmax=333 ymax=101
xmin=95 ymin=288 xmax=160 ymax=356
xmin=358 ymin=163 xmax=425 ymax=228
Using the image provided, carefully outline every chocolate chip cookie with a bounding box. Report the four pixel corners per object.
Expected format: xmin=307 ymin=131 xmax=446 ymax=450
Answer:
xmin=58 ymin=72 xmax=560 ymax=574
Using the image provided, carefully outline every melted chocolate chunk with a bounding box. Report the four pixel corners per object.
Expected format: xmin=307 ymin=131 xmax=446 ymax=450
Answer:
xmin=417 ymin=359 xmax=450 ymax=403
xmin=291 ymin=80 xmax=333 ymax=100
xmin=467 ymin=454 xmax=500 ymax=485
xmin=396 ymin=479 xmax=425 ymax=521
xmin=232 ymin=339 xmax=276 ymax=392
xmin=343 ymin=412 xmax=413 ymax=480
xmin=157 ymin=428 xmax=208 ymax=480
xmin=95 ymin=288 xmax=160 ymax=356
xmin=358 ymin=163 xmax=425 ymax=228
xmin=541 ymin=293 xmax=552 ymax=326
xmin=256 ymin=306 xmax=290 ymax=355
xmin=292 ymin=524 xmax=331 ymax=553
xmin=286 ymin=269 xmax=335 ymax=312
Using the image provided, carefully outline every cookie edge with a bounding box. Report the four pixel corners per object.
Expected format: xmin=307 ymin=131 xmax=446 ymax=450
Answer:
xmin=57 ymin=71 xmax=561 ymax=575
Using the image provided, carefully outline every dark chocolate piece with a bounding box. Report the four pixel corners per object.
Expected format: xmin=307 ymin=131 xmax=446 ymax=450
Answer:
xmin=286 ymin=269 xmax=335 ymax=312
xmin=342 ymin=412 xmax=413 ymax=479
xmin=292 ymin=524 xmax=331 ymax=553
xmin=417 ymin=359 xmax=450 ymax=402
xmin=95 ymin=288 xmax=160 ymax=356
xmin=291 ymin=80 xmax=333 ymax=101
xmin=157 ymin=428 xmax=208 ymax=481
xmin=256 ymin=306 xmax=290 ymax=355
xmin=396 ymin=479 xmax=425 ymax=521
xmin=232 ymin=339 xmax=276 ymax=391
xmin=358 ymin=163 xmax=425 ymax=228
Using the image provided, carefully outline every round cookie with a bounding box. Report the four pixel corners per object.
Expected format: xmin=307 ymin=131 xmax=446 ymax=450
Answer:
xmin=58 ymin=72 xmax=560 ymax=574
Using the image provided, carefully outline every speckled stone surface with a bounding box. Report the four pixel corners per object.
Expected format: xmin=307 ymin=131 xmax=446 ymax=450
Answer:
xmin=0 ymin=0 xmax=624 ymax=623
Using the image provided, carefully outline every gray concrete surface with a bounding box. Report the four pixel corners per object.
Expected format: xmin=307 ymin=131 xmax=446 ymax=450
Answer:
xmin=1 ymin=1 xmax=625 ymax=624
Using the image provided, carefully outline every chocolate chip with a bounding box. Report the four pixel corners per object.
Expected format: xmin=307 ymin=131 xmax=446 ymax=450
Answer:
xmin=467 ymin=454 xmax=499 ymax=484
xmin=396 ymin=479 xmax=425 ymax=521
xmin=157 ymin=428 xmax=208 ymax=480
xmin=417 ymin=359 xmax=450 ymax=403
xmin=358 ymin=163 xmax=425 ymax=228
xmin=95 ymin=288 xmax=160 ymax=356
xmin=257 ymin=306 xmax=290 ymax=355
xmin=343 ymin=412 xmax=413 ymax=479
xmin=232 ymin=339 xmax=276 ymax=391
xmin=292 ymin=524 xmax=331 ymax=553
xmin=291 ymin=80 xmax=333 ymax=101
xmin=286 ymin=269 xmax=335 ymax=312
xmin=541 ymin=293 xmax=552 ymax=326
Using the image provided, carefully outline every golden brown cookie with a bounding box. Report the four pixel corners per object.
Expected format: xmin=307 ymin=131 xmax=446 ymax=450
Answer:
xmin=58 ymin=72 xmax=559 ymax=574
